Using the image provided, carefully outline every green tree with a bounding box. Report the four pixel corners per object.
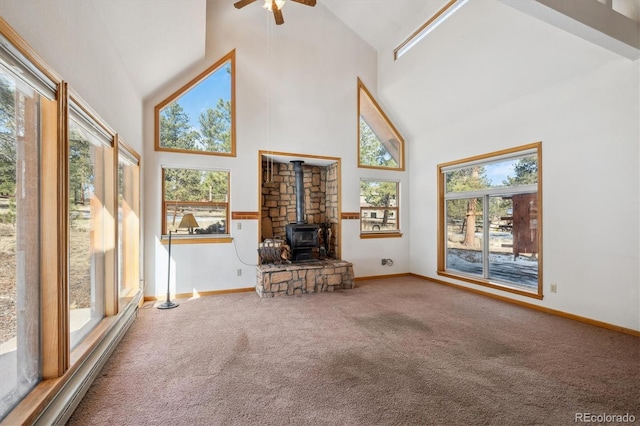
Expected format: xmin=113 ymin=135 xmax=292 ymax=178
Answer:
xmin=203 ymin=171 xmax=228 ymax=202
xmin=69 ymin=129 xmax=93 ymax=206
xmin=160 ymin=102 xmax=200 ymax=150
xmin=503 ymin=156 xmax=537 ymax=186
xmin=199 ymin=98 xmax=231 ymax=153
xmin=0 ymin=198 xmax=16 ymax=224
xmin=0 ymin=72 xmax=16 ymax=197
xmin=164 ymin=168 xmax=207 ymax=202
xmin=359 ymin=119 xmax=397 ymax=168
xmin=164 ymin=169 xmax=229 ymax=232
xmin=360 ymin=180 xmax=397 ymax=227
xmin=446 ymin=167 xmax=489 ymax=246
xmin=485 ymin=156 xmax=537 ymax=226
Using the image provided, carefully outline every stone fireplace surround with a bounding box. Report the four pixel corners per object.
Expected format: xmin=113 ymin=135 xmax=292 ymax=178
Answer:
xmin=261 ymin=159 xmax=339 ymax=258
xmin=258 ymin=157 xmax=354 ymax=296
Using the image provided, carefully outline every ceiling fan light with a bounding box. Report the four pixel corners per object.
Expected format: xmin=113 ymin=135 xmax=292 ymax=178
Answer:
xmin=263 ymin=0 xmax=285 ymax=12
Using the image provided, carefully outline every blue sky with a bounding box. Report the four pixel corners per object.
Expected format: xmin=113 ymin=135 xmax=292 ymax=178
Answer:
xmin=484 ymin=160 xmax=515 ymax=186
xmin=176 ymin=62 xmax=231 ymax=129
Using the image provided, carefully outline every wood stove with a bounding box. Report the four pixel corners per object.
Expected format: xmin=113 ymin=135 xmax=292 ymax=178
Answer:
xmin=286 ymin=223 xmax=319 ymax=261
xmin=286 ymin=160 xmax=320 ymax=261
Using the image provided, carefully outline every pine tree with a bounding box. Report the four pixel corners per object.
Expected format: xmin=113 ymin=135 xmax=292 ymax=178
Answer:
xmin=0 ymin=72 xmax=16 ymax=197
xmin=359 ymin=119 xmax=397 ymax=168
xmin=199 ymin=99 xmax=231 ymax=153
xmin=160 ymin=102 xmax=199 ymax=150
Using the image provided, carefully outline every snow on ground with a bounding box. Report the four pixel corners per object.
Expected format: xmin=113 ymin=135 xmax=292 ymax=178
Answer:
xmin=447 ymin=235 xmax=538 ymax=291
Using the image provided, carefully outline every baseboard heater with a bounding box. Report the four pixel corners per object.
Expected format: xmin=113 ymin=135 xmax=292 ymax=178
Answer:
xmin=34 ymin=293 xmax=141 ymax=425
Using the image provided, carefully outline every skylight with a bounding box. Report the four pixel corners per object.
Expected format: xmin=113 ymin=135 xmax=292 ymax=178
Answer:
xmin=394 ymin=0 xmax=468 ymax=60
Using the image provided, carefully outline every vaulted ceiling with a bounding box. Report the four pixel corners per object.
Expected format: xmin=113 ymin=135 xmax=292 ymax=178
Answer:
xmin=89 ymin=0 xmax=207 ymax=100
xmin=87 ymin=0 xmax=484 ymax=99
xmin=89 ymin=0 xmax=640 ymax=100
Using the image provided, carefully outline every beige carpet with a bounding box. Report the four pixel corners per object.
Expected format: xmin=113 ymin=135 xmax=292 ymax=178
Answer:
xmin=68 ymin=277 xmax=639 ymax=425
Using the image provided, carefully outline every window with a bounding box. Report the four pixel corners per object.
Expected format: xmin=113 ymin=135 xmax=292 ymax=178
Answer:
xmin=118 ymin=141 xmax=140 ymax=308
xmin=360 ymin=179 xmax=401 ymax=237
xmin=0 ymin=52 xmax=54 ymax=420
xmin=394 ymin=0 xmax=468 ymax=60
xmin=438 ymin=143 xmax=542 ymax=298
xmin=0 ymin=19 xmax=142 ymax=423
xmin=68 ymin=101 xmax=115 ymax=348
xmin=357 ymin=79 xmax=404 ymax=170
xmin=162 ymin=167 xmax=230 ymax=240
xmin=155 ymin=50 xmax=235 ymax=156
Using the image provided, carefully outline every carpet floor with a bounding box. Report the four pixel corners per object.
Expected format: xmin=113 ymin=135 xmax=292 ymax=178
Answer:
xmin=67 ymin=277 xmax=639 ymax=425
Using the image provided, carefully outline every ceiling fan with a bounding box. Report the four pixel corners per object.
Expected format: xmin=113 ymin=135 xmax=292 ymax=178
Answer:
xmin=234 ymin=0 xmax=316 ymax=26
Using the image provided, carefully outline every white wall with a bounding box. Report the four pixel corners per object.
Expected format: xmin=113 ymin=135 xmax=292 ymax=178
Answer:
xmin=3 ymin=0 xmax=636 ymax=331
xmin=378 ymin=1 xmax=639 ymax=330
xmin=142 ymin=0 xmax=410 ymax=298
xmin=0 ymin=0 xmax=143 ymax=151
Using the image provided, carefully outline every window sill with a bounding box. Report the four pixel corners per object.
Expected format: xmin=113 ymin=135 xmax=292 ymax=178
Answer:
xmin=155 ymin=146 xmax=236 ymax=157
xmin=357 ymin=164 xmax=405 ymax=171
xmin=161 ymin=235 xmax=232 ymax=245
xmin=360 ymin=232 xmax=403 ymax=239
xmin=437 ymin=270 xmax=543 ymax=300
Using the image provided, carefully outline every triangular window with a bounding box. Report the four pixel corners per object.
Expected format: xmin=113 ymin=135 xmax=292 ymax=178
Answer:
xmin=358 ymin=78 xmax=404 ymax=170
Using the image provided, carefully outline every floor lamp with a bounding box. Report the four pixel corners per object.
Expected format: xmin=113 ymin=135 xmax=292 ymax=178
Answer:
xmin=158 ymin=213 xmax=199 ymax=310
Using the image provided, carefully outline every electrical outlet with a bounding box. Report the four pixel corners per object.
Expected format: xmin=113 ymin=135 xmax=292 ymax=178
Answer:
xmin=381 ymin=259 xmax=387 ymax=265
xmin=550 ymin=284 xmax=557 ymax=293
xmin=237 ymin=222 xmax=242 ymax=230
xmin=237 ymin=269 xmax=242 ymax=277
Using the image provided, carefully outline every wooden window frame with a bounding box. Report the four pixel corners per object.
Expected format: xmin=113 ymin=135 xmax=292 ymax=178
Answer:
xmin=116 ymin=137 xmax=141 ymax=309
xmin=0 ymin=17 xmax=142 ymax=424
xmin=154 ymin=50 xmax=236 ymax=157
xmin=161 ymin=167 xmax=232 ymax=245
xmin=359 ymin=179 xmax=402 ymax=238
xmin=437 ymin=142 xmax=543 ymax=299
xmin=357 ymin=78 xmax=405 ymax=171
xmin=393 ymin=0 xmax=468 ymax=60
xmin=68 ymin=94 xmax=117 ymax=332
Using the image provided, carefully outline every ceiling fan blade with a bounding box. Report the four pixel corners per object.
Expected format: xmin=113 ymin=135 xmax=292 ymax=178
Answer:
xmin=273 ymin=1 xmax=284 ymax=25
xmin=290 ymin=0 xmax=316 ymax=6
xmin=234 ymin=0 xmax=257 ymax=9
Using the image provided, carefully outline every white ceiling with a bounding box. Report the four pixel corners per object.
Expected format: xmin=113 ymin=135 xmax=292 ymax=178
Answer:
xmin=88 ymin=0 xmax=640 ymax=99
xmin=320 ymin=0 xmax=445 ymax=52
xmin=89 ymin=0 xmax=207 ymax=99
xmin=87 ymin=0 xmax=445 ymax=99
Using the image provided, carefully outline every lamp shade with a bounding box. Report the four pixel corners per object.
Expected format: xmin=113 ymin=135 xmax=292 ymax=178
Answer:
xmin=178 ymin=213 xmax=199 ymax=230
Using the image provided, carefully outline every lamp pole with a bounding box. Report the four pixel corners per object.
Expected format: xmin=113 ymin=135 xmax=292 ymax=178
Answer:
xmin=157 ymin=213 xmax=198 ymax=310
xmin=158 ymin=230 xmax=178 ymax=309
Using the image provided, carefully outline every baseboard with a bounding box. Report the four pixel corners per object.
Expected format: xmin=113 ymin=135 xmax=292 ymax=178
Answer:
xmin=144 ymin=286 xmax=255 ymax=302
xmin=354 ymin=273 xmax=412 ymax=282
xmin=411 ymin=273 xmax=640 ymax=337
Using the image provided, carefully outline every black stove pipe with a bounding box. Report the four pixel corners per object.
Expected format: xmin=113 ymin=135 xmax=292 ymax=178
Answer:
xmin=291 ymin=160 xmax=305 ymax=224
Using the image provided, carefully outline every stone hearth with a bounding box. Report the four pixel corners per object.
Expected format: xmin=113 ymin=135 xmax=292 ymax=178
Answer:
xmin=256 ymin=260 xmax=354 ymax=297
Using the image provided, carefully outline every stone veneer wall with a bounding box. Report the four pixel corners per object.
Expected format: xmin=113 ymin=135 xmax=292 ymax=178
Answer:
xmin=325 ymin=162 xmax=339 ymax=257
xmin=256 ymin=260 xmax=354 ymax=297
xmin=261 ymin=160 xmax=339 ymax=257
